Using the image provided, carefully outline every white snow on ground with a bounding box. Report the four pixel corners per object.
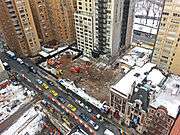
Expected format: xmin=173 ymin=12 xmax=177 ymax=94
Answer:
xmin=2 ymin=107 xmax=45 ymax=135
xmin=111 ymin=63 xmax=156 ymax=97
xmin=150 ymin=75 xmax=180 ymax=118
xmin=0 ymin=82 xmax=35 ymax=124
xmin=120 ymin=47 xmax=152 ymax=67
xmin=59 ymin=79 xmax=109 ymax=112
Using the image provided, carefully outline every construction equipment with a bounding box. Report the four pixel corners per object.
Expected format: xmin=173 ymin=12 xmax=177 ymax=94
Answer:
xmin=70 ymin=66 xmax=80 ymax=73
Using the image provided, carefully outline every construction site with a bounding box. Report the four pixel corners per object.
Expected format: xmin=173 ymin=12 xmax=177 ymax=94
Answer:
xmin=39 ymin=48 xmax=125 ymax=102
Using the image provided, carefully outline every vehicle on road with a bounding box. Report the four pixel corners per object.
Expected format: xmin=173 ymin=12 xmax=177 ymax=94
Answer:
xmin=17 ymin=58 xmax=24 ymax=64
xmin=62 ymin=116 xmax=70 ymax=126
xmin=6 ymin=50 xmax=16 ymax=60
xmin=3 ymin=62 xmax=11 ymax=70
xmin=79 ymin=113 xmax=89 ymax=122
xmin=96 ymin=114 xmax=101 ymax=119
xmin=29 ymin=66 xmax=37 ymax=74
xmin=42 ymin=83 xmax=49 ymax=90
xmin=89 ymin=120 xmax=99 ymax=130
xmin=85 ymin=105 xmax=92 ymax=113
xmin=36 ymin=79 xmax=43 ymax=85
xmin=79 ymin=102 xmax=85 ymax=108
xmin=67 ymin=104 xmax=77 ymax=112
xmin=47 ymin=80 xmax=54 ymax=86
xmin=50 ymin=89 xmax=58 ymax=97
xmin=57 ymin=79 xmax=66 ymax=89
xmin=57 ymin=96 xmax=66 ymax=104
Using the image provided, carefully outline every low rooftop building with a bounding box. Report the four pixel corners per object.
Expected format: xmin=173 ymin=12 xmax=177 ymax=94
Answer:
xmin=110 ymin=62 xmax=167 ymax=133
xmin=119 ymin=47 xmax=152 ymax=68
xmin=146 ymin=75 xmax=180 ymax=135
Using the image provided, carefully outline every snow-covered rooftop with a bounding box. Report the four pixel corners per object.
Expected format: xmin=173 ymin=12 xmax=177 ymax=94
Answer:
xmin=147 ymin=68 xmax=166 ymax=86
xmin=150 ymin=75 xmax=180 ymax=118
xmin=111 ymin=63 xmax=157 ymax=98
xmin=120 ymin=47 xmax=152 ymax=67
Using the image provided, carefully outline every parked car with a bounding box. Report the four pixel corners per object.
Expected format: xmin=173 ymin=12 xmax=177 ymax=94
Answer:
xmin=89 ymin=120 xmax=99 ymax=130
xmin=79 ymin=102 xmax=85 ymax=107
xmin=42 ymin=83 xmax=49 ymax=90
xmin=96 ymin=114 xmax=101 ymax=119
xmin=36 ymin=79 xmax=43 ymax=85
xmin=6 ymin=50 xmax=16 ymax=60
xmin=3 ymin=62 xmax=11 ymax=71
xmin=17 ymin=58 xmax=24 ymax=64
xmin=57 ymin=96 xmax=66 ymax=104
xmin=67 ymin=104 xmax=77 ymax=112
xmin=79 ymin=113 xmax=89 ymax=122
xmin=29 ymin=66 xmax=37 ymax=74
xmin=62 ymin=116 xmax=70 ymax=126
xmin=47 ymin=80 xmax=54 ymax=86
xmin=50 ymin=89 xmax=58 ymax=97
xmin=85 ymin=105 xmax=92 ymax=113
xmin=96 ymin=114 xmax=103 ymax=121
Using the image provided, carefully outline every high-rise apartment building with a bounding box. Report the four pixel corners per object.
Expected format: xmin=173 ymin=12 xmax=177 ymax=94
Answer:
xmin=151 ymin=0 xmax=180 ymax=75
xmin=0 ymin=0 xmax=41 ymax=57
xmin=29 ymin=0 xmax=77 ymax=45
xmin=29 ymin=0 xmax=54 ymax=44
xmin=75 ymin=0 xmax=135 ymax=57
xmin=75 ymin=0 xmax=94 ymax=56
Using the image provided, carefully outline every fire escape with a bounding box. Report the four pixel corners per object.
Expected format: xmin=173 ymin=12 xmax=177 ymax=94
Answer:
xmin=92 ymin=0 xmax=108 ymax=58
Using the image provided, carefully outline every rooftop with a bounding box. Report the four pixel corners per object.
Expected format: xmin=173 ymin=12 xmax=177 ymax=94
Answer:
xmin=150 ymin=75 xmax=180 ymax=118
xmin=111 ymin=63 xmax=158 ymax=97
xmin=119 ymin=47 xmax=152 ymax=68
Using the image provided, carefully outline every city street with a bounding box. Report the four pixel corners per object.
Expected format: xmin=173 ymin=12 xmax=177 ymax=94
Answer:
xmin=0 ymin=51 xmax=121 ymax=135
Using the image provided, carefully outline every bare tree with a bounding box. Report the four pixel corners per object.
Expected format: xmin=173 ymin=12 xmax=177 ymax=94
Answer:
xmin=142 ymin=0 xmax=152 ymax=24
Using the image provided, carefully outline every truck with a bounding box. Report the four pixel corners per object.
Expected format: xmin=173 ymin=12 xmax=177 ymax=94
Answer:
xmin=6 ymin=51 xmax=16 ymax=60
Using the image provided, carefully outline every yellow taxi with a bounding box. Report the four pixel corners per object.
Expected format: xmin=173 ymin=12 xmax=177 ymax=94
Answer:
xmin=67 ymin=104 xmax=77 ymax=112
xmin=62 ymin=116 xmax=70 ymax=126
xmin=50 ymin=89 xmax=58 ymax=97
xmin=42 ymin=83 xmax=49 ymax=90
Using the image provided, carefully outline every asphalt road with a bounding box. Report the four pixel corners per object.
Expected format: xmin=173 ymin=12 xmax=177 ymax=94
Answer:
xmin=0 ymin=51 xmax=120 ymax=135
